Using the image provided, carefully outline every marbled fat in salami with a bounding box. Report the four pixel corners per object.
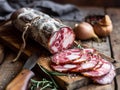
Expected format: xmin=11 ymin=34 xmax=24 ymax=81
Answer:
xmin=51 ymin=64 xmax=78 ymax=72
xmin=50 ymin=47 xmax=116 ymax=85
xmin=92 ymin=64 xmax=116 ymax=84
xmin=71 ymin=58 xmax=99 ymax=72
xmin=51 ymin=48 xmax=96 ymax=65
xmin=51 ymin=49 xmax=83 ymax=64
xmin=82 ymin=59 xmax=111 ymax=77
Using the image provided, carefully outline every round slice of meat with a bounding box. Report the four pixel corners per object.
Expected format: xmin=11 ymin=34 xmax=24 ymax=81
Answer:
xmin=51 ymin=48 xmax=83 ymax=64
xmin=72 ymin=48 xmax=97 ymax=64
xmin=92 ymin=64 xmax=116 ymax=84
xmin=51 ymin=64 xmax=78 ymax=72
xmin=51 ymin=48 xmax=96 ymax=65
xmin=93 ymin=59 xmax=103 ymax=70
xmin=49 ymin=27 xmax=75 ymax=54
xmin=82 ymin=59 xmax=111 ymax=77
xmin=72 ymin=52 xmax=91 ymax=64
xmin=83 ymin=48 xmax=96 ymax=54
xmin=71 ymin=57 xmax=99 ymax=72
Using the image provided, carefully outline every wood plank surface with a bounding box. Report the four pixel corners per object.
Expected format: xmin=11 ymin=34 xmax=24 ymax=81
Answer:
xmin=0 ymin=21 xmax=118 ymax=90
xmin=0 ymin=7 xmax=118 ymax=90
xmin=107 ymin=8 xmax=120 ymax=90
xmin=0 ymin=44 xmax=5 ymax=65
xmin=0 ymin=49 xmax=23 ymax=90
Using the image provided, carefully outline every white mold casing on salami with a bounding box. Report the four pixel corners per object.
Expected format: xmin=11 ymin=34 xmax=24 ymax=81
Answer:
xmin=11 ymin=8 xmax=75 ymax=54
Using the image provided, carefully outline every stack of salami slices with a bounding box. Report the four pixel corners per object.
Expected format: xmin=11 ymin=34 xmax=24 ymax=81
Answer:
xmin=51 ymin=48 xmax=116 ymax=84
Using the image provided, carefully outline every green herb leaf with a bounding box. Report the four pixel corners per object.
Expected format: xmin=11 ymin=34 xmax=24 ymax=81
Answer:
xmin=48 ymin=71 xmax=67 ymax=76
xmin=77 ymin=44 xmax=82 ymax=49
xmin=30 ymin=78 xmax=58 ymax=90
xmin=38 ymin=65 xmax=58 ymax=89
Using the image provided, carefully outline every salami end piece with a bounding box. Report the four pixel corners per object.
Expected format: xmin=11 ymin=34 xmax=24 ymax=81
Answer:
xmin=49 ymin=27 xmax=75 ymax=54
xmin=11 ymin=8 xmax=75 ymax=54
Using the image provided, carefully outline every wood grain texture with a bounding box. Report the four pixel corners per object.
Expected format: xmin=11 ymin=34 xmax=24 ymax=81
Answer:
xmin=0 ymin=44 xmax=5 ymax=64
xmin=0 ymin=7 xmax=118 ymax=89
xmin=6 ymin=69 xmax=34 ymax=90
xmin=0 ymin=52 xmax=23 ymax=90
xmin=107 ymin=8 xmax=120 ymax=90
xmin=0 ymin=21 xmax=118 ymax=90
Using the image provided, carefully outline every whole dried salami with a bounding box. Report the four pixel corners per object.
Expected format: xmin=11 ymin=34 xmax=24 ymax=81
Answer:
xmin=11 ymin=8 xmax=75 ymax=54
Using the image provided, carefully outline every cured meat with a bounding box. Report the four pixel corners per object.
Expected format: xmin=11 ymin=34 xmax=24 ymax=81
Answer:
xmin=50 ymin=48 xmax=116 ymax=85
xmin=72 ymin=52 xmax=91 ymax=64
xmin=82 ymin=59 xmax=111 ymax=77
xmin=51 ymin=49 xmax=83 ymax=64
xmin=82 ymin=48 xmax=96 ymax=54
xmin=51 ymin=64 xmax=78 ymax=72
xmin=72 ymin=48 xmax=97 ymax=64
xmin=51 ymin=48 xmax=99 ymax=72
xmin=51 ymin=48 xmax=96 ymax=65
xmin=92 ymin=64 xmax=116 ymax=84
xmin=93 ymin=58 xmax=103 ymax=70
xmin=71 ymin=57 xmax=99 ymax=72
xmin=11 ymin=8 xmax=75 ymax=54
xmin=51 ymin=58 xmax=99 ymax=73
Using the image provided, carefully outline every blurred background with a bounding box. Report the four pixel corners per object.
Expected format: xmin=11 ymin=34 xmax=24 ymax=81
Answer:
xmin=0 ymin=0 xmax=120 ymax=22
xmin=53 ymin=0 xmax=120 ymax=7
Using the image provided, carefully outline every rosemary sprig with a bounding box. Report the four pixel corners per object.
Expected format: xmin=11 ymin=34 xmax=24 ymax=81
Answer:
xmin=48 ymin=71 xmax=67 ymax=76
xmin=74 ymin=41 xmax=83 ymax=49
xmin=38 ymin=65 xmax=58 ymax=89
xmin=30 ymin=78 xmax=57 ymax=90
xmin=77 ymin=44 xmax=82 ymax=49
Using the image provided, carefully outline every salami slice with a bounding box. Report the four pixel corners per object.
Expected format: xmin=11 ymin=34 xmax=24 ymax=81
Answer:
xmin=71 ymin=57 xmax=99 ymax=72
xmin=93 ymin=58 xmax=103 ymax=70
xmin=51 ymin=49 xmax=83 ymax=64
xmin=82 ymin=59 xmax=111 ymax=77
xmin=92 ymin=64 xmax=116 ymax=84
xmin=11 ymin=8 xmax=75 ymax=54
xmin=82 ymin=48 xmax=96 ymax=54
xmin=51 ymin=64 xmax=78 ymax=72
xmin=72 ymin=52 xmax=91 ymax=64
xmin=51 ymin=48 xmax=97 ymax=65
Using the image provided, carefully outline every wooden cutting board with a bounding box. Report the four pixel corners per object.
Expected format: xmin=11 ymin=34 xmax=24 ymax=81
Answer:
xmin=0 ymin=21 xmax=120 ymax=90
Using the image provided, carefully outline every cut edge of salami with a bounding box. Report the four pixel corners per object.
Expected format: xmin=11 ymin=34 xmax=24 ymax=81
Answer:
xmin=51 ymin=48 xmax=82 ymax=65
xmin=48 ymin=27 xmax=75 ymax=54
xmin=51 ymin=64 xmax=78 ymax=72
xmin=71 ymin=58 xmax=99 ymax=72
xmin=82 ymin=60 xmax=111 ymax=77
xmin=92 ymin=64 xmax=116 ymax=84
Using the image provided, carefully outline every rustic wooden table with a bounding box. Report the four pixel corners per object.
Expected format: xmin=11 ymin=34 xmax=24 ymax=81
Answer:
xmin=0 ymin=6 xmax=120 ymax=90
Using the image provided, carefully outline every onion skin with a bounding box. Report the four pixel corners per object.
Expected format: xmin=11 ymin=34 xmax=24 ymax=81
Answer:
xmin=93 ymin=24 xmax=113 ymax=37
xmin=93 ymin=15 xmax=113 ymax=37
xmin=73 ymin=22 xmax=98 ymax=40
